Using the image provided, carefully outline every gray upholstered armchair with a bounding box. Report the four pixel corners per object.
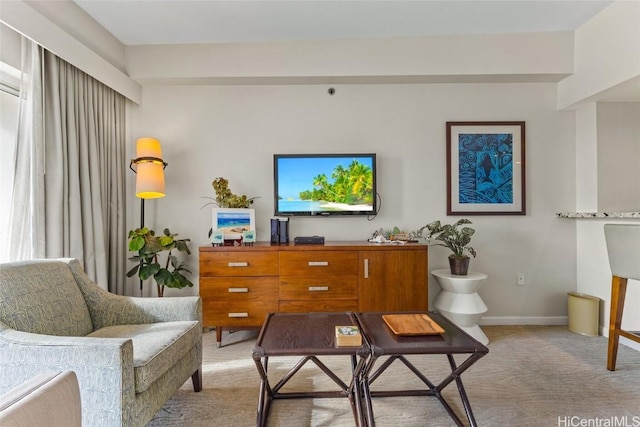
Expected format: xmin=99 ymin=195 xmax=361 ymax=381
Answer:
xmin=0 ymin=258 xmax=202 ymax=427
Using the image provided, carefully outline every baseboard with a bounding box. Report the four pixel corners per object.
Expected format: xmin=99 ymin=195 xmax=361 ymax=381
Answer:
xmin=620 ymin=337 xmax=640 ymax=352
xmin=480 ymin=316 xmax=568 ymax=326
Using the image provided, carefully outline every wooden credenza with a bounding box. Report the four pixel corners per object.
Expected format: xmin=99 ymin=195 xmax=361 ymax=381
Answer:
xmin=199 ymin=242 xmax=428 ymax=346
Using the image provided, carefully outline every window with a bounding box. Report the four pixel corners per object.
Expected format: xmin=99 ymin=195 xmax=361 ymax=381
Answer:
xmin=0 ymin=61 xmax=20 ymax=262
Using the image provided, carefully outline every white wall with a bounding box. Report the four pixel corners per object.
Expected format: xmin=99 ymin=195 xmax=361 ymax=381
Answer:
xmin=125 ymin=31 xmax=573 ymax=85
xmin=557 ymin=1 xmax=640 ymax=108
xmin=597 ymin=102 xmax=640 ymax=212
xmin=130 ymin=82 xmax=577 ymax=324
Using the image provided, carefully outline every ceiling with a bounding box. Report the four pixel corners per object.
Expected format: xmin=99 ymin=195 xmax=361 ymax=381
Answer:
xmin=72 ymin=0 xmax=614 ymax=46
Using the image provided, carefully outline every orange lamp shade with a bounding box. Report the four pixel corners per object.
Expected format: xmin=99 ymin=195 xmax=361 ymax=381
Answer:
xmin=136 ymin=137 xmax=163 ymax=159
xmin=135 ymin=137 xmax=166 ymax=199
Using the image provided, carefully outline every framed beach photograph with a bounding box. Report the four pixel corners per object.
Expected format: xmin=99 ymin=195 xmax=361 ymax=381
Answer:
xmin=212 ymin=208 xmax=256 ymax=240
xmin=447 ymin=121 xmax=526 ymax=215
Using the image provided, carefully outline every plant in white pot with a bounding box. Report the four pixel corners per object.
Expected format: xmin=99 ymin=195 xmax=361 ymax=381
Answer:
xmin=418 ymin=219 xmax=476 ymax=275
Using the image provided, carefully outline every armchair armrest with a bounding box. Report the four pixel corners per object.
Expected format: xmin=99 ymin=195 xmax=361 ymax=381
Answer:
xmin=0 ymin=325 xmax=135 ymax=407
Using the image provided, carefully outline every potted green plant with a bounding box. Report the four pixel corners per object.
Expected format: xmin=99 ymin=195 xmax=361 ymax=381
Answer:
xmin=418 ymin=219 xmax=476 ymax=275
xmin=126 ymin=227 xmax=194 ymax=296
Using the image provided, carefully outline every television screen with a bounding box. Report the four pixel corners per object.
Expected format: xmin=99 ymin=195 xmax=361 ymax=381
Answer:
xmin=274 ymin=153 xmax=377 ymax=216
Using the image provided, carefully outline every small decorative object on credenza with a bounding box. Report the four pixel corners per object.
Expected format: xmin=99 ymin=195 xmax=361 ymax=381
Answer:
xmin=242 ymin=230 xmax=256 ymax=246
xmin=210 ymin=230 xmax=224 ymax=246
xmin=270 ymin=217 xmax=289 ymax=244
xmin=417 ymin=219 xmax=476 ymax=275
xmin=370 ymin=226 xmax=419 ymax=243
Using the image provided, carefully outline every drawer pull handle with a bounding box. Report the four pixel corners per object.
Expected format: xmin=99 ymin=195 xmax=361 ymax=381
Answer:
xmin=364 ymin=258 xmax=369 ymax=279
xmin=308 ymin=286 xmax=329 ymax=292
xmin=228 ymin=312 xmax=249 ymax=318
xmin=308 ymin=261 xmax=329 ymax=267
xmin=228 ymin=262 xmax=249 ymax=267
xmin=228 ymin=287 xmax=249 ymax=293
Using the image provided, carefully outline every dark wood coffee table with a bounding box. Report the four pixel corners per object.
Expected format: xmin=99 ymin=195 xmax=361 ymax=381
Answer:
xmin=252 ymin=312 xmax=370 ymax=426
xmin=356 ymin=311 xmax=489 ymax=427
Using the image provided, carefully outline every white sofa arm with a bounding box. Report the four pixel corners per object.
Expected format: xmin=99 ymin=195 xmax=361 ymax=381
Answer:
xmin=0 ymin=371 xmax=81 ymax=427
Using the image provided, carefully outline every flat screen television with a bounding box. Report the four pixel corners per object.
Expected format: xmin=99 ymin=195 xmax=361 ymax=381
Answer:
xmin=274 ymin=153 xmax=377 ymax=216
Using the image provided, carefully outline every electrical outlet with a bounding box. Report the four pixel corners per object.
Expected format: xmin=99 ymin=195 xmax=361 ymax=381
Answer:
xmin=517 ymin=273 xmax=525 ymax=286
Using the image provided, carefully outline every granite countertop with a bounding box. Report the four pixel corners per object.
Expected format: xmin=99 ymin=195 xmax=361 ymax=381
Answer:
xmin=556 ymin=212 xmax=640 ymax=219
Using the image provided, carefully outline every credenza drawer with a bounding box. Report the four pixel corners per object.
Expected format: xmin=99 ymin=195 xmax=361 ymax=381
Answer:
xmin=279 ymin=251 xmax=358 ymax=276
xmin=279 ymin=300 xmax=358 ymax=313
xmin=279 ymin=276 xmax=357 ymax=300
xmin=200 ymin=277 xmax=277 ymax=328
xmin=200 ymin=252 xmax=278 ymax=276
xmin=200 ymin=277 xmax=278 ymax=301
xmin=202 ymin=301 xmax=274 ymax=328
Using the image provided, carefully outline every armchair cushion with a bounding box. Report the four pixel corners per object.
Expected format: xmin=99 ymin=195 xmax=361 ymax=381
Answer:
xmin=88 ymin=320 xmax=201 ymax=393
xmin=0 ymin=261 xmax=93 ymax=337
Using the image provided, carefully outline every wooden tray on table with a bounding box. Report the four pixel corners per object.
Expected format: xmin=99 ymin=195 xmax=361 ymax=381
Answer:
xmin=382 ymin=313 xmax=445 ymax=336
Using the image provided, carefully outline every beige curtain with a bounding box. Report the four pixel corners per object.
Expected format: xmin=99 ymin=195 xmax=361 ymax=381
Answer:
xmin=41 ymin=51 xmax=128 ymax=293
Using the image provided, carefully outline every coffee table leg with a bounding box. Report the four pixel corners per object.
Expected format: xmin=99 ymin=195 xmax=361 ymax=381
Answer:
xmin=360 ymin=374 xmax=375 ymax=427
xmin=446 ymin=354 xmax=479 ymax=427
xmin=253 ymin=350 xmax=273 ymax=427
xmin=360 ymin=349 xmax=382 ymax=427
xmin=349 ymin=353 xmax=371 ymax=427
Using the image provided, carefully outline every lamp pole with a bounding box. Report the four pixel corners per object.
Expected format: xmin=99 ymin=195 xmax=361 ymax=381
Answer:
xmin=130 ymin=137 xmax=167 ymax=297
xmin=139 ymin=198 xmax=145 ymax=294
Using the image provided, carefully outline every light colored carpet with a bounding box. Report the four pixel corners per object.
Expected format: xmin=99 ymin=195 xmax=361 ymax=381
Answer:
xmin=149 ymin=326 xmax=640 ymax=426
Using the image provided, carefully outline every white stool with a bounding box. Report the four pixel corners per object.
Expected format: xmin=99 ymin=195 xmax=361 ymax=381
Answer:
xmin=432 ymin=269 xmax=489 ymax=345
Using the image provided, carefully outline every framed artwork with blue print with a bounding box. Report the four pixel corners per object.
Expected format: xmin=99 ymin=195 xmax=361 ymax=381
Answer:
xmin=446 ymin=121 xmax=525 ymax=215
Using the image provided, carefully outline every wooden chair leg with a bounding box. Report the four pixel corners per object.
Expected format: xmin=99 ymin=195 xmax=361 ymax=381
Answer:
xmin=192 ymin=368 xmax=202 ymax=392
xmin=607 ymin=275 xmax=628 ymax=371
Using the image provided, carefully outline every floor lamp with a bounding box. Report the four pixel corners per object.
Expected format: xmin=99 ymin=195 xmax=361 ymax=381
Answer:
xmin=129 ymin=137 xmax=167 ymax=295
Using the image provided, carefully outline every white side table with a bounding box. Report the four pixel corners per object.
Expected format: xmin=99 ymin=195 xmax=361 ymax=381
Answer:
xmin=431 ymin=269 xmax=489 ymax=345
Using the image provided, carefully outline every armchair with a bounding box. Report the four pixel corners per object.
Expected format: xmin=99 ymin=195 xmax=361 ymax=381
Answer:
xmin=0 ymin=258 xmax=202 ymax=427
